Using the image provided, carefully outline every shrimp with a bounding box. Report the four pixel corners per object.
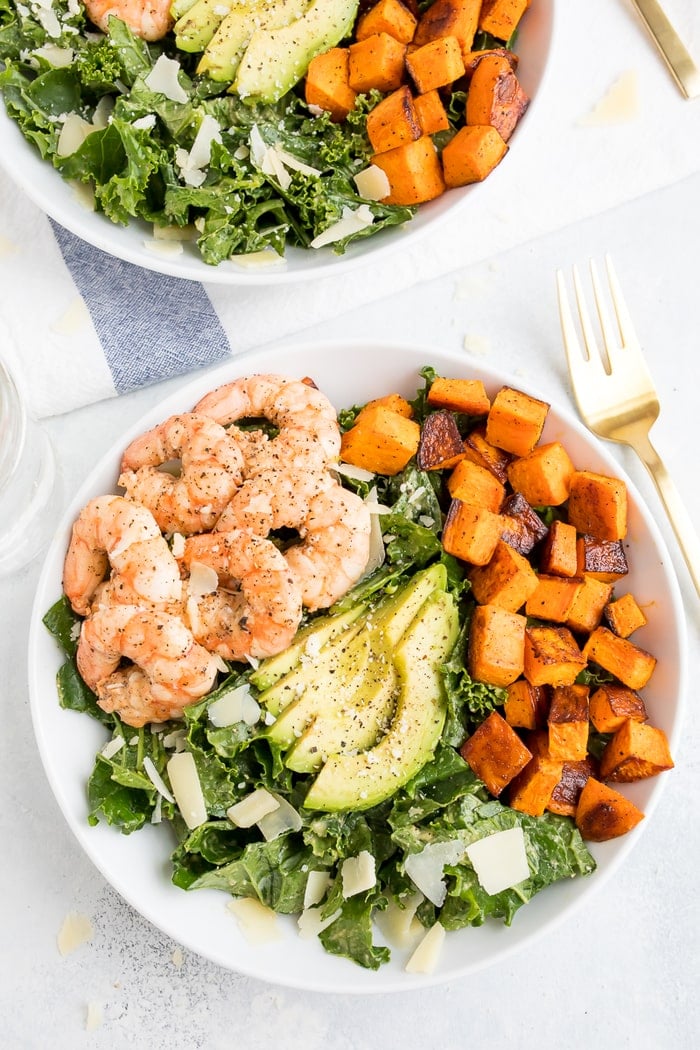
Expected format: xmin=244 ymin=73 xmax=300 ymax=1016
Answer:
xmin=193 ymin=374 xmax=341 ymax=476
xmin=83 ymin=0 xmax=173 ymax=40
xmin=213 ymin=465 xmax=334 ymax=535
xmin=77 ymin=604 xmax=220 ymax=727
xmin=119 ymin=413 xmax=245 ymax=535
xmin=283 ymin=483 xmax=372 ymax=611
xmin=63 ymin=495 xmax=182 ymax=617
xmin=181 ymin=529 xmax=303 ymax=661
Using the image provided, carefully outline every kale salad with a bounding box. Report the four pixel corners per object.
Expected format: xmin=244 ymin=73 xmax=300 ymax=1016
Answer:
xmin=42 ymin=367 xmax=596 ymax=973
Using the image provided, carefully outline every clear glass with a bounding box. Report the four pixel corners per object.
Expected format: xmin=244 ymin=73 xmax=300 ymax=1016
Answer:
xmin=0 ymin=356 xmax=61 ymax=576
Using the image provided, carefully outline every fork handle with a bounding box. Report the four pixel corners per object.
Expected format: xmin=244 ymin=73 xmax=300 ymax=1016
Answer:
xmin=631 ymin=430 xmax=700 ymax=598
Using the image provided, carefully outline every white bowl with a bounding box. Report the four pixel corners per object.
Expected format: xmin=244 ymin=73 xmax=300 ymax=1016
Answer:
xmin=27 ymin=339 xmax=685 ymax=993
xmin=0 ymin=4 xmax=554 ymax=284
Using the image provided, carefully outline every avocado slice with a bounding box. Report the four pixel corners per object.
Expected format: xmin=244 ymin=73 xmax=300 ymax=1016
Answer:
xmin=249 ymin=604 xmax=364 ymax=694
xmin=174 ymin=0 xmax=236 ymax=53
xmin=260 ymin=563 xmax=446 ymax=740
xmin=232 ymin=0 xmax=359 ymax=102
xmin=197 ymin=0 xmax=309 ymax=83
xmin=303 ymin=589 xmax=460 ymax=812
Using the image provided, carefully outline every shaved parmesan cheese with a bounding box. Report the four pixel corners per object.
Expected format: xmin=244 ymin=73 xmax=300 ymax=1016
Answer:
xmin=341 ymin=850 xmax=376 ymax=898
xmin=579 ymin=70 xmax=639 ymax=126
xmin=228 ymin=249 xmax=286 ymax=269
xmin=374 ymin=891 xmax=424 ymax=948
xmin=143 ymin=239 xmax=184 ymax=258
xmin=354 ymin=164 xmax=391 ymax=201
xmin=171 ymin=532 xmax=186 ymax=558
xmin=228 ymin=898 xmax=282 ymax=944
xmin=142 ymin=756 xmax=175 ymax=803
xmin=92 ymin=95 xmax=113 ymax=130
xmin=334 ymin=462 xmax=376 ymax=482
xmin=153 ymin=224 xmax=198 ymax=242
xmin=208 ymin=683 xmax=260 ymax=727
xmin=405 ymin=921 xmax=445 ymax=974
xmin=274 ymin=148 xmax=321 ymax=177
xmin=101 ymin=736 xmax=124 ymax=760
xmin=310 ymin=205 xmax=374 ymax=249
xmin=361 ymin=486 xmax=386 ymax=578
xmin=132 ymin=114 xmax=157 ymax=131
xmin=56 ymin=113 xmax=93 ymax=157
xmin=145 ymin=54 xmax=188 ymax=103
xmin=298 ymin=906 xmax=341 ymax=939
xmin=167 ymin=752 xmax=208 ymax=829
xmin=188 ymin=114 xmax=222 ymax=170
xmin=404 ymin=839 xmax=465 ymax=907
xmin=33 ymin=44 xmax=74 ymax=67
xmin=188 ymin=560 xmax=219 ymax=597
xmin=57 ymin=912 xmax=93 ymax=957
xmin=85 ymin=1001 xmax=103 ymax=1032
xmin=465 ymin=826 xmax=529 ymax=895
xmin=303 ymin=870 xmax=332 ymax=909
xmin=258 ymin=794 xmax=303 ymax=841
xmin=226 ymin=787 xmax=279 ymax=828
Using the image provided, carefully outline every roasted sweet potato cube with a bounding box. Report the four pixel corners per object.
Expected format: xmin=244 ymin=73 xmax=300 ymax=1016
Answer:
xmin=469 ymin=539 xmax=538 ymax=612
xmin=568 ymin=471 xmax=628 ymax=541
xmin=465 ymin=52 xmax=529 ymax=141
xmin=540 ymin=520 xmax=578 ymax=578
xmin=463 ymin=47 xmax=518 ymax=78
xmin=414 ymin=0 xmax=481 ymax=52
xmin=355 ymin=0 xmax=418 ymax=44
xmin=467 ymin=604 xmax=526 ymax=687
xmin=583 ymin=627 xmax=656 ymax=691
xmin=589 ymin=683 xmax=648 ymax=734
xmin=447 ymin=458 xmax=505 ymax=512
xmin=460 ymin=710 xmax=532 ymax=796
xmin=600 ymin=720 xmax=674 ymax=782
xmin=417 ymin=409 xmax=466 ymax=470
xmin=414 ymin=89 xmax=450 ymax=134
xmin=507 ymin=441 xmax=575 ymax=507
xmin=427 ymin=376 xmax=491 ymax=415
xmin=604 ymin=592 xmax=648 ymax=638
xmin=525 ymin=575 xmax=582 ymax=624
xmin=566 ymin=575 xmax=613 ymax=634
xmin=371 ymin=135 xmax=446 ymax=204
xmin=524 ymin=626 xmax=586 ymax=687
xmin=406 ymin=35 xmax=465 ymax=92
xmin=441 ymin=124 xmax=508 ymax=186
xmin=503 ymin=678 xmax=548 ymax=729
xmin=576 ymin=535 xmax=629 ymax=583
xmin=340 ymin=405 xmax=420 ymax=475
xmin=508 ymin=753 xmax=564 ymax=817
xmin=546 ymin=755 xmax=599 ymax=818
xmin=575 ymin=777 xmax=644 ymax=841
xmin=348 ymin=32 xmax=408 ymax=93
xmin=478 ymin=0 xmax=530 ymax=40
xmin=499 ymin=492 xmax=548 ymax=555
xmin=359 ymin=392 xmax=414 ymax=419
xmin=442 ymin=500 xmax=503 ymax=565
xmin=462 ymin=425 xmax=511 ymax=483
xmin=305 ymin=48 xmax=357 ymax=122
xmin=485 ymin=386 xmax=549 ymax=456
xmin=366 ymin=85 xmax=421 ymax=153
xmin=547 ymin=684 xmax=589 ymax=761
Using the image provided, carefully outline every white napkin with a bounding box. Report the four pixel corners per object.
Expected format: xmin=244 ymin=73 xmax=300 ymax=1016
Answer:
xmin=1 ymin=0 xmax=699 ymax=419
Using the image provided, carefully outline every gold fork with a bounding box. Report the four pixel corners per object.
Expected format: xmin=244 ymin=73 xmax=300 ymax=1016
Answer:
xmin=556 ymin=256 xmax=700 ymax=598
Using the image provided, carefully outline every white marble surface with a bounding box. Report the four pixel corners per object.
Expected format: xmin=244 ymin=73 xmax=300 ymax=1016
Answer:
xmin=2 ymin=171 xmax=699 ymax=1049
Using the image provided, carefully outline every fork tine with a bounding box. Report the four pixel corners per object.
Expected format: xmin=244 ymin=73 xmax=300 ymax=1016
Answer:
xmin=588 ymin=259 xmax=619 ymax=373
xmin=604 ymin=254 xmax=640 ymax=349
xmin=572 ymin=264 xmax=603 ymax=366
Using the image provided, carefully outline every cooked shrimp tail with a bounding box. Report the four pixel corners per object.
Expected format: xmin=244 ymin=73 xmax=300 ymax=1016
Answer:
xmin=83 ymin=0 xmax=174 ymax=40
